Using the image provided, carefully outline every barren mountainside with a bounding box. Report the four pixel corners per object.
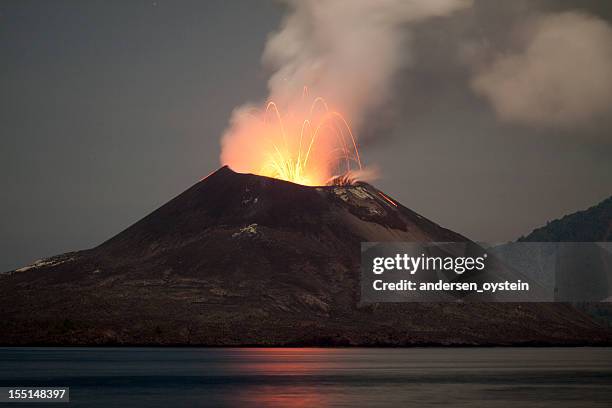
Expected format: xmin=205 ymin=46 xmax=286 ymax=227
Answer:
xmin=0 ymin=166 xmax=609 ymax=345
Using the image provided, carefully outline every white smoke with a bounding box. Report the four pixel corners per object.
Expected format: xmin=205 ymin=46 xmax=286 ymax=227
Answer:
xmin=471 ymin=12 xmax=612 ymax=127
xmin=261 ymin=0 xmax=473 ymax=128
xmin=220 ymin=0 xmax=473 ymax=181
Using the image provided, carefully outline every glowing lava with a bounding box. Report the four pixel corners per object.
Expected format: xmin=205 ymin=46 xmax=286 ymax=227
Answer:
xmin=221 ymin=89 xmax=364 ymax=186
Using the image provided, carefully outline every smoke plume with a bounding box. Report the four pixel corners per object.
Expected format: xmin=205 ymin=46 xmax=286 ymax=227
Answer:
xmin=262 ymin=0 xmax=472 ymax=125
xmin=221 ymin=0 xmax=472 ymax=176
xmin=471 ymin=11 xmax=612 ymax=128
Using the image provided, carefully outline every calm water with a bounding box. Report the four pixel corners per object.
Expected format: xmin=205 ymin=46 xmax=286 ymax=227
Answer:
xmin=1 ymin=347 xmax=611 ymax=407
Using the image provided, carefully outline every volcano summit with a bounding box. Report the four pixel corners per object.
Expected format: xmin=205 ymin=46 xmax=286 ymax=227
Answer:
xmin=0 ymin=167 xmax=608 ymax=345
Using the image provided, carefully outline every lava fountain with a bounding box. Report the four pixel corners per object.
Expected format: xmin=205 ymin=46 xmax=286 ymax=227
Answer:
xmin=220 ymin=88 xmax=370 ymax=186
xmin=219 ymin=1 xmax=473 ymax=186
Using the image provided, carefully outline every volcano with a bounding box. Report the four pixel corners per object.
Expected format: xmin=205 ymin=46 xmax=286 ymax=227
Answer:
xmin=0 ymin=166 xmax=609 ymax=345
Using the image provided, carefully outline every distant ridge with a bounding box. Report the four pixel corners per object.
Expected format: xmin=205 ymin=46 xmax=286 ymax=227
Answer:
xmin=519 ymin=196 xmax=612 ymax=242
xmin=516 ymin=194 xmax=612 ymax=327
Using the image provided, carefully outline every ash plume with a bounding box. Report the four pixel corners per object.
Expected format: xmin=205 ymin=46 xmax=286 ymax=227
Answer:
xmin=261 ymin=0 xmax=473 ymax=127
xmin=220 ymin=0 xmax=473 ymax=176
xmin=470 ymin=11 xmax=612 ymax=128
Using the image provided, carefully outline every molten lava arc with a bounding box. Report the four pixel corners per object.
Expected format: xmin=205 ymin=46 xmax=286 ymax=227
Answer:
xmin=378 ymin=191 xmax=398 ymax=207
xmin=221 ymin=91 xmax=365 ymax=186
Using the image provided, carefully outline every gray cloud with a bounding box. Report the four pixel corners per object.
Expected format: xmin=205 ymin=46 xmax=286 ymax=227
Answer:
xmin=470 ymin=11 xmax=612 ymax=128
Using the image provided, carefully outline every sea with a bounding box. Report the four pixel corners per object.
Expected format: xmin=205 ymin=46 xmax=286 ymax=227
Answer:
xmin=0 ymin=347 xmax=611 ymax=407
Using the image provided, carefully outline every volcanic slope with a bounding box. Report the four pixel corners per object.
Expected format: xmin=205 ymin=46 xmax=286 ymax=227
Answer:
xmin=0 ymin=166 xmax=608 ymax=345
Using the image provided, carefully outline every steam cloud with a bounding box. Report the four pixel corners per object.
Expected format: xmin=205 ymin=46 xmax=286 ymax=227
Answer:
xmin=262 ymin=0 xmax=473 ymax=126
xmin=471 ymin=12 xmax=612 ymax=127
xmin=221 ymin=0 xmax=472 ymax=172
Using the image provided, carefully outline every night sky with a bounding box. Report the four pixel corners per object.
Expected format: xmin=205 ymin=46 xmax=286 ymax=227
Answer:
xmin=2 ymin=0 xmax=611 ymax=271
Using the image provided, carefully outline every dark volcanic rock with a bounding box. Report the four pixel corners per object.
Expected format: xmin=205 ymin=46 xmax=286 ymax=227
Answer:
xmin=0 ymin=166 xmax=609 ymax=346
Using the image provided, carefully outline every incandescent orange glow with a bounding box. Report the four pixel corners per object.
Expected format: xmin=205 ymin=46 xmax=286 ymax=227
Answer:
xmin=221 ymin=88 xmax=364 ymax=186
xmin=378 ymin=191 xmax=398 ymax=207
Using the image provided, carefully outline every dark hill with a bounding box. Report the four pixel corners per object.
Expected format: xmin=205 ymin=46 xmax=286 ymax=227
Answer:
xmin=0 ymin=167 xmax=608 ymax=346
xmin=519 ymin=196 xmax=612 ymax=242
xmin=517 ymin=194 xmax=612 ymax=326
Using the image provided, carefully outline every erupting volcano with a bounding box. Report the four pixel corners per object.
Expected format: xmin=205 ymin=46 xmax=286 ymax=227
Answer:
xmin=221 ymin=89 xmax=370 ymax=186
xmin=1 ymin=166 xmax=608 ymax=346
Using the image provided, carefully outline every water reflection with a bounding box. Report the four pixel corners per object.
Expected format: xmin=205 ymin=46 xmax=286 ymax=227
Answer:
xmin=228 ymin=348 xmax=340 ymax=374
xmin=227 ymin=348 xmax=337 ymax=407
xmin=0 ymin=347 xmax=611 ymax=407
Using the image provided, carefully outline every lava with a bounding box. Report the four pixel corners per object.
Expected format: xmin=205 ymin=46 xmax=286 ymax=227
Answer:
xmin=221 ymin=89 xmax=365 ymax=186
xmin=378 ymin=191 xmax=398 ymax=207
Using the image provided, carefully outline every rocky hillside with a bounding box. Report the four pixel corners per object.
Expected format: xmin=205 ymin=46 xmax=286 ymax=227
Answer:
xmin=0 ymin=167 xmax=608 ymax=346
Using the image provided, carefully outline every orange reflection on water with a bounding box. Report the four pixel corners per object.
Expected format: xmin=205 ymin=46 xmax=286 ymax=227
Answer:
xmin=240 ymin=386 xmax=330 ymax=408
xmin=231 ymin=348 xmax=339 ymax=375
xmin=227 ymin=348 xmax=341 ymax=407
